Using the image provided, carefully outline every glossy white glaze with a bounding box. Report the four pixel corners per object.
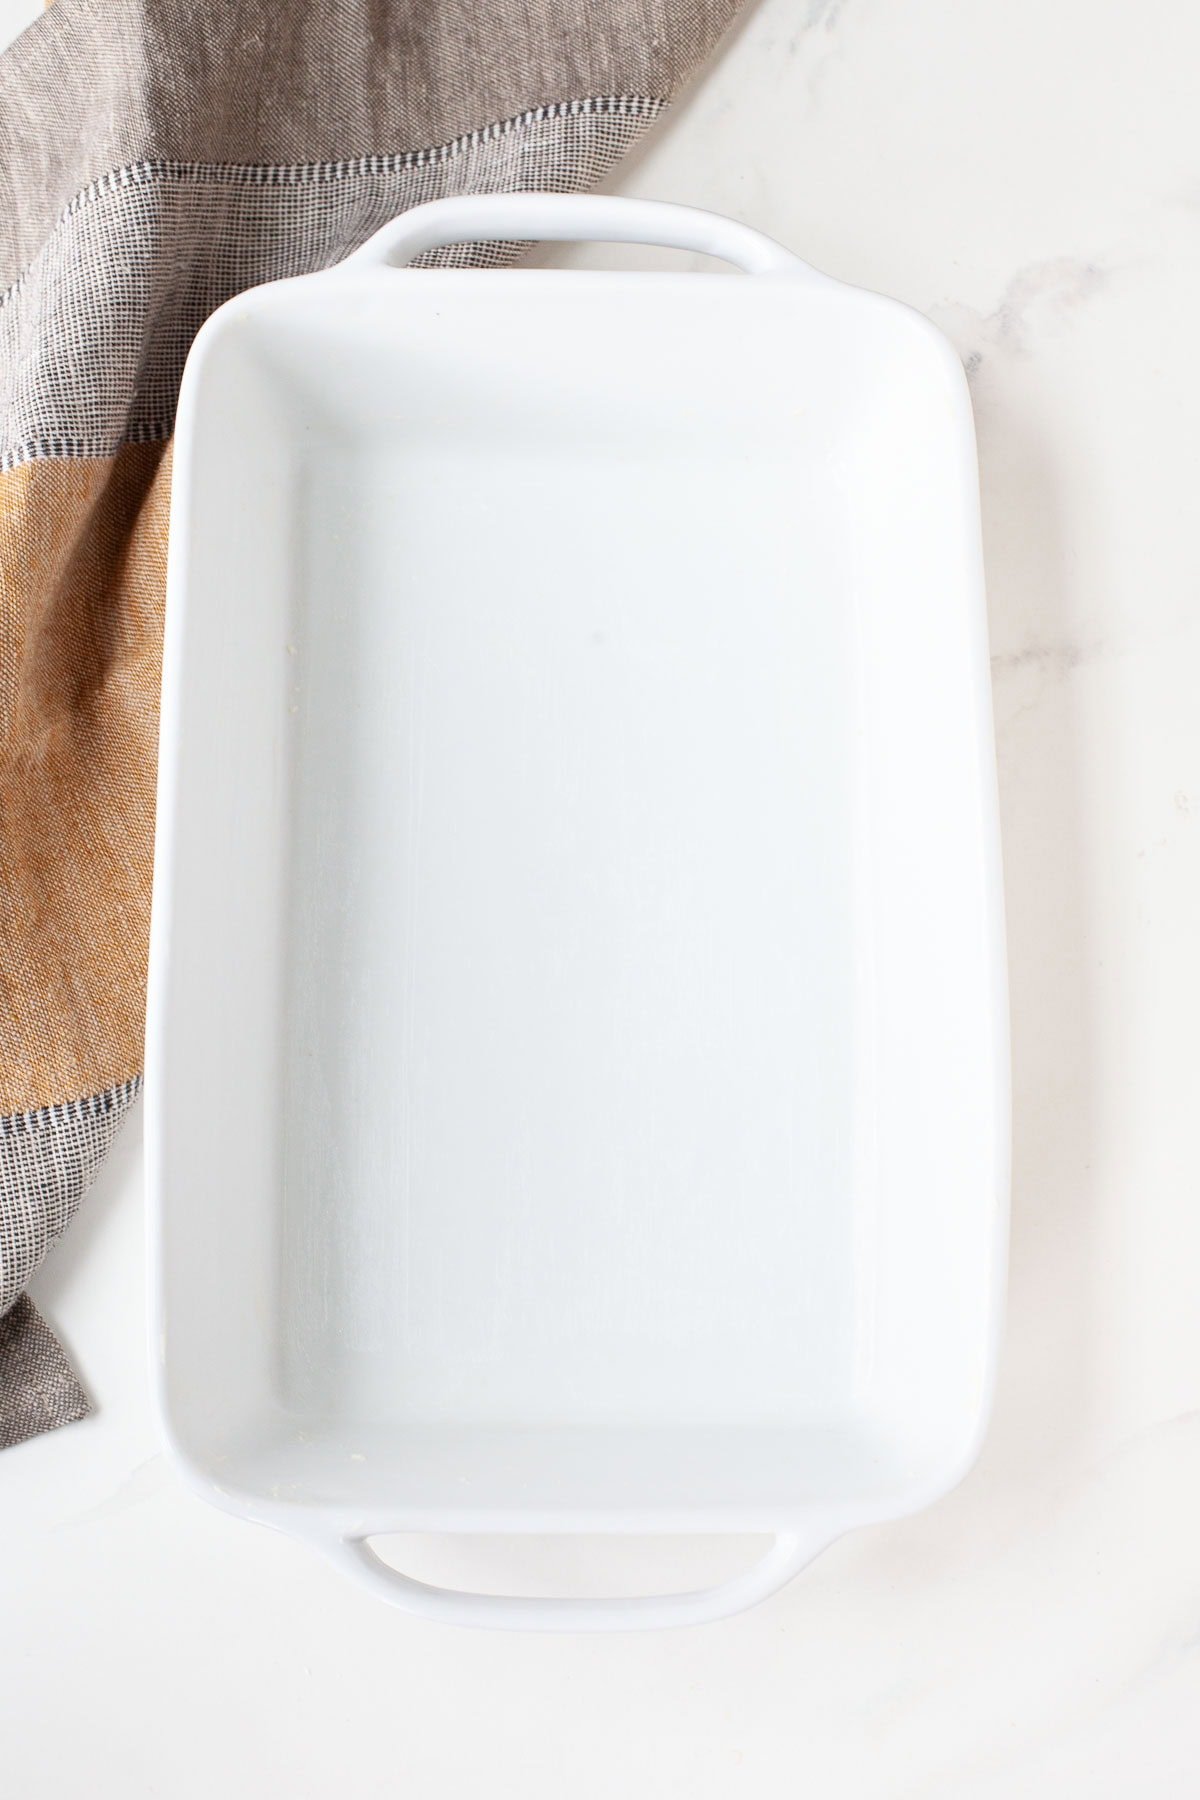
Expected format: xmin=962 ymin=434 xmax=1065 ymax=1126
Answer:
xmin=145 ymin=194 xmax=1004 ymax=1628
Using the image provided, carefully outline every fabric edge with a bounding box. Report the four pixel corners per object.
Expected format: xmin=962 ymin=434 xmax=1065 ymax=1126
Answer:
xmin=0 ymin=1294 xmax=93 ymax=1450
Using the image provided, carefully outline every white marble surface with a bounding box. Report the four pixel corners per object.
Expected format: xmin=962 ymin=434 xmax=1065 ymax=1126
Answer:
xmin=4 ymin=0 xmax=1200 ymax=1792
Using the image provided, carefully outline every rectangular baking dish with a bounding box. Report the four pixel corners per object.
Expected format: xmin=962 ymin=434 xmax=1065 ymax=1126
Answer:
xmin=146 ymin=194 xmax=1008 ymax=1631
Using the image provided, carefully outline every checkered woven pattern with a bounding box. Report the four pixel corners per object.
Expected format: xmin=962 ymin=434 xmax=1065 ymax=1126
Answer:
xmin=0 ymin=99 xmax=664 ymax=469
xmin=0 ymin=0 xmax=745 ymax=1448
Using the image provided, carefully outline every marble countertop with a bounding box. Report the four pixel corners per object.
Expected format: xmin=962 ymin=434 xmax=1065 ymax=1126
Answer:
xmin=3 ymin=0 xmax=1199 ymax=1793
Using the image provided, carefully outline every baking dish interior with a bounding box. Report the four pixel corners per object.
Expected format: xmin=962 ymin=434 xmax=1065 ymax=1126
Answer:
xmin=151 ymin=270 xmax=1005 ymax=1529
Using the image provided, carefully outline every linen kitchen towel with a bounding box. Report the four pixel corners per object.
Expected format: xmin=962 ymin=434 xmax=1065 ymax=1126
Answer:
xmin=0 ymin=0 xmax=746 ymax=1448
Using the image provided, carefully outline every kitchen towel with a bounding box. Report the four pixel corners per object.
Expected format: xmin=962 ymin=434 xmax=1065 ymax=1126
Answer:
xmin=0 ymin=0 xmax=745 ymax=1448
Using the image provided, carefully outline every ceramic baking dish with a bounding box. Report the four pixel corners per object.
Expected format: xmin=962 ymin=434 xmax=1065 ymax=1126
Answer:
xmin=146 ymin=194 xmax=1008 ymax=1632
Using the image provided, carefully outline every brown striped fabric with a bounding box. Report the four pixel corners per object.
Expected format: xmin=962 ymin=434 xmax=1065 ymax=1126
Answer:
xmin=0 ymin=0 xmax=747 ymax=1447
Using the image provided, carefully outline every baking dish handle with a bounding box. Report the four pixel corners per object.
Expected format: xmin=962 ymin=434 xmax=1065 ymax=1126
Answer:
xmin=344 ymin=193 xmax=812 ymax=277
xmin=317 ymin=1528 xmax=832 ymax=1632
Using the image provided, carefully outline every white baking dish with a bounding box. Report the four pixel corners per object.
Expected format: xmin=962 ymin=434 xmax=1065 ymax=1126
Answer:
xmin=146 ymin=194 xmax=1008 ymax=1632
